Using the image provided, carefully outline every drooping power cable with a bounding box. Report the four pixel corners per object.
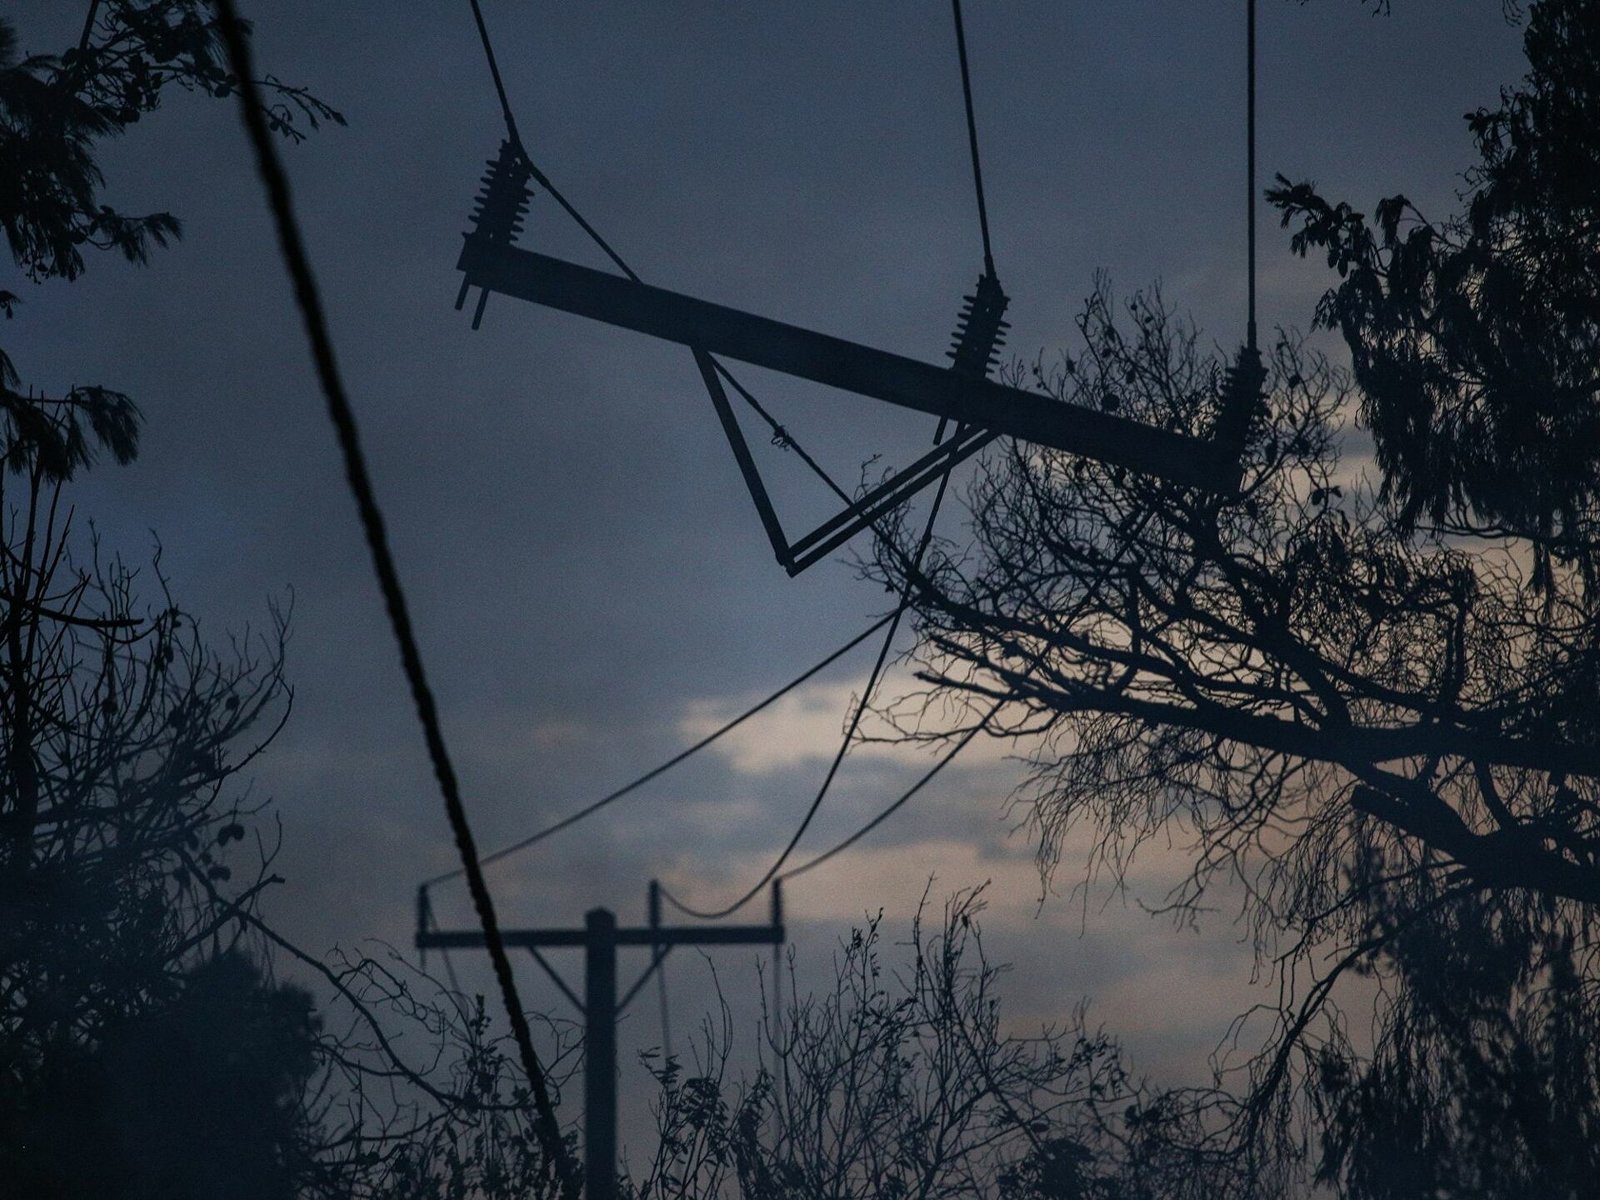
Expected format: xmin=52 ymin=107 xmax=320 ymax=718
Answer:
xmin=458 ymin=2 xmax=997 ymax=924
xmin=778 ymin=702 xmax=999 ymax=883
xmin=659 ymin=3 xmax=1010 ymax=920
xmin=210 ymin=4 xmax=574 ymax=1191
xmin=659 ymin=422 xmax=961 ymax=922
xmin=420 ymin=613 xmax=896 ymax=888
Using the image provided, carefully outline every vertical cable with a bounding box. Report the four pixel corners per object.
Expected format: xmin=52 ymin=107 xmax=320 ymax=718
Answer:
xmin=771 ymin=880 xmax=785 ymax=1118
xmin=77 ymin=0 xmax=102 ymax=52
xmin=1246 ymin=0 xmax=1258 ymax=353
xmin=951 ymin=0 xmax=995 ymax=277
xmin=468 ymin=0 xmax=524 ymax=151
xmin=649 ymin=881 xmax=673 ymax=1062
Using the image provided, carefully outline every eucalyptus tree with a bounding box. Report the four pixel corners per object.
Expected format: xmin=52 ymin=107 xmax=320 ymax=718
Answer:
xmin=868 ymin=0 xmax=1600 ymax=1183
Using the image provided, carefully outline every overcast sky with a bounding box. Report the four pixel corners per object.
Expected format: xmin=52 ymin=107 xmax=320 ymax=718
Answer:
xmin=15 ymin=0 xmax=1529 ymax=1153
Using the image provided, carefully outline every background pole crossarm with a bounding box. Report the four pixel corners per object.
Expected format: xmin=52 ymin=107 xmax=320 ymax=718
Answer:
xmin=458 ymin=238 xmax=1240 ymax=492
xmin=416 ymin=888 xmax=785 ymax=1200
xmin=417 ymin=922 xmax=785 ymax=951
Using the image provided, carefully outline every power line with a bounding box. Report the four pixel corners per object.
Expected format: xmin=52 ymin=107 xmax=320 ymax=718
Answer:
xmin=780 ymin=703 xmax=998 ymax=883
xmin=420 ymin=613 xmax=896 ymax=889
xmin=210 ymin=4 xmax=575 ymax=1192
xmin=654 ymin=0 xmax=1014 ymax=914
xmin=467 ymin=0 xmax=522 ymax=150
xmin=460 ymin=3 xmax=1001 ymax=922
xmin=951 ymin=0 xmax=996 ymax=277
xmin=655 ymin=8 xmax=1013 ymax=911
xmin=656 ymin=602 xmax=911 ymax=921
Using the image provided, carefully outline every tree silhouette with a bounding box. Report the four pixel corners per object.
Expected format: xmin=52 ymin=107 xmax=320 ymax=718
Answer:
xmin=0 ymin=3 xmax=341 ymax=479
xmin=10 ymin=952 xmax=318 ymax=1200
xmin=867 ymin=0 xmax=1600 ymax=1182
xmin=630 ymin=889 xmax=1168 ymax=1200
xmin=0 ymin=437 xmax=295 ymax=1145
xmin=1309 ymin=890 xmax=1600 ymax=1199
xmin=1271 ymin=0 xmax=1600 ymax=595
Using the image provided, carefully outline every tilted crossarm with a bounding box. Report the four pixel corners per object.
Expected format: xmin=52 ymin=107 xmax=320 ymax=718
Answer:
xmin=457 ymin=234 xmax=1242 ymax=495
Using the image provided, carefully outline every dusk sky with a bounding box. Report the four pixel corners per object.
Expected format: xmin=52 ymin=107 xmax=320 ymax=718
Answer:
xmin=15 ymin=0 xmax=1529 ymax=1156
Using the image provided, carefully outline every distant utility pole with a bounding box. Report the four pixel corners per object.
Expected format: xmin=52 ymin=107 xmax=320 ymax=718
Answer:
xmin=418 ymin=881 xmax=785 ymax=1200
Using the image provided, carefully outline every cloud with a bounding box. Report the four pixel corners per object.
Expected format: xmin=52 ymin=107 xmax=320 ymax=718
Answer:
xmin=677 ymin=668 xmax=1039 ymax=776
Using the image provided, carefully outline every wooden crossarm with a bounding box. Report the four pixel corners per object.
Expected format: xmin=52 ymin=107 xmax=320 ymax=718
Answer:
xmin=458 ymin=237 xmax=1241 ymax=493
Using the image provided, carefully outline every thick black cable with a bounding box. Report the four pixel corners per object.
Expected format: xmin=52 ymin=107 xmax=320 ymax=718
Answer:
xmin=210 ymin=5 xmax=576 ymax=1193
xmin=951 ymin=0 xmax=996 ymax=277
xmin=467 ymin=0 xmax=523 ymax=156
xmin=659 ymin=421 xmax=960 ymax=922
xmin=420 ymin=613 xmax=895 ymax=888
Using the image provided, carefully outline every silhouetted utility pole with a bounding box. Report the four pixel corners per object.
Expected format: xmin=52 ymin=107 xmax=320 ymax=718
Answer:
xmin=418 ymin=881 xmax=785 ymax=1200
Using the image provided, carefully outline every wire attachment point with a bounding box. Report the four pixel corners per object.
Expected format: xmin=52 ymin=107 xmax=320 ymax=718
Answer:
xmin=946 ymin=270 xmax=1010 ymax=380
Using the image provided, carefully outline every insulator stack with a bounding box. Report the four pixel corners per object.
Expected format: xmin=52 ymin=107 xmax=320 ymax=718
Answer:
xmin=946 ymin=271 xmax=1010 ymax=379
xmin=459 ymin=140 xmax=534 ymax=328
xmin=1214 ymin=345 xmax=1268 ymax=452
xmin=468 ymin=139 xmax=534 ymax=246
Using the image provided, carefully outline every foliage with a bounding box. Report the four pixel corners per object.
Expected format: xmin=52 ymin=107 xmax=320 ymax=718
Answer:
xmin=0 ymin=452 xmax=292 ymax=1059
xmin=6 ymin=952 xmax=319 ymax=1200
xmin=1310 ymin=891 xmax=1600 ymax=1199
xmin=0 ymin=3 xmax=343 ymax=480
xmin=0 ymin=13 xmax=584 ymax=1197
xmin=866 ymin=0 xmax=1600 ymax=1185
xmin=296 ymin=958 xmax=580 ymax=1200
xmin=2 ymin=1 xmax=341 ymax=286
xmin=627 ymin=889 xmax=1203 ymax=1200
xmin=0 ymin=301 xmax=574 ymax=1200
xmin=1270 ymin=0 xmax=1600 ymax=591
